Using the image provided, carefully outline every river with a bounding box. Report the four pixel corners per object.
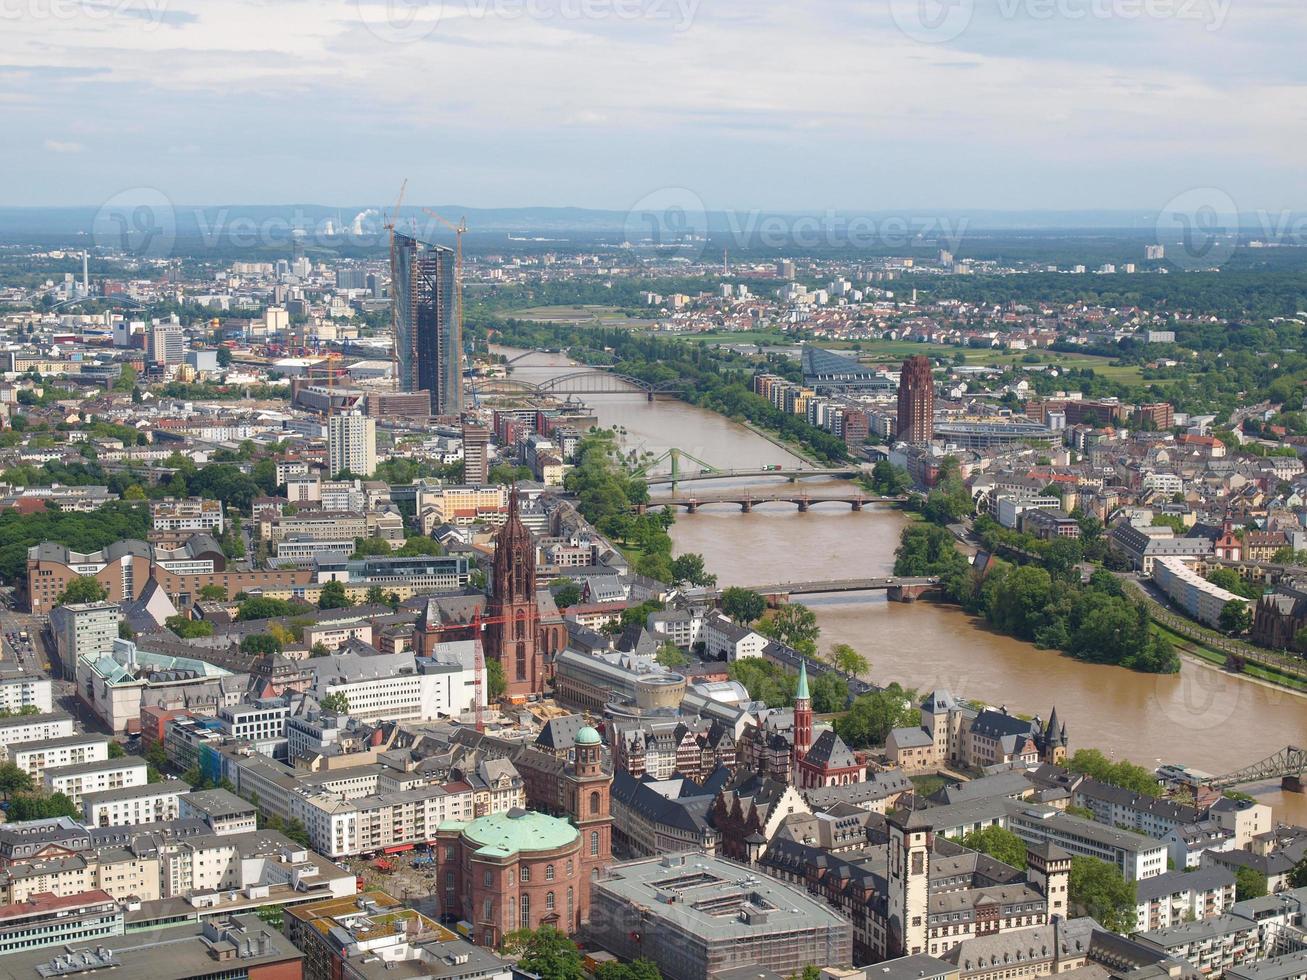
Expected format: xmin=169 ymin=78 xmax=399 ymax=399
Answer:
xmin=497 ymin=348 xmax=1307 ymax=822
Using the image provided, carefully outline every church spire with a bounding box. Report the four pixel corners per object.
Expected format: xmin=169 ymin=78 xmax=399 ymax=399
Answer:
xmin=796 ymin=660 xmax=810 ymax=702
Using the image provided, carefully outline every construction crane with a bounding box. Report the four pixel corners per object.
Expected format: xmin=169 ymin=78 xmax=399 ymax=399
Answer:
xmin=442 ymin=603 xmax=538 ymax=734
xmin=386 ymin=179 xmax=408 ymax=392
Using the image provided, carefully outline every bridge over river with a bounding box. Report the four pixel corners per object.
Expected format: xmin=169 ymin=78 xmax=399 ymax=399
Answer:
xmin=699 ymin=575 xmax=942 ymax=604
xmin=642 ymin=491 xmax=907 ymax=513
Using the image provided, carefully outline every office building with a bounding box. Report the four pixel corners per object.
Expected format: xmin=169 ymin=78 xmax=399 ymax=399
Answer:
xmin=328 ymin=412 xmax=377 ymax=479
xmin=392 ymin=232 xmax=461 ymax=416
xmin=587 ymin=852 xmax=852 ymax=980
xmin=461 ymin=421 xmax=490 ymax=484
xmin=147 ymin=322 xmax=184 ymax=366
xmin=0 ymin=914 xmax=299 ymax=980
xmin=897 ymin=355 xmax=935 ymax=444
xmin=49 ymin=602 xmax=120 ymax=678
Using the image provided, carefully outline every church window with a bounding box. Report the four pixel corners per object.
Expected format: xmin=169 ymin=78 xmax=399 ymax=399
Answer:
xmin=589 ymin=791 xmax=601 ymax=815
xmin=590 ymin=831 xmax=599 ymax=856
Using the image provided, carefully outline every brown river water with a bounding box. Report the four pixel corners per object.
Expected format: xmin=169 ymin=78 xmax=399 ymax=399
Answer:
xmin=499 ymin=349 xmax=1307 ymax=823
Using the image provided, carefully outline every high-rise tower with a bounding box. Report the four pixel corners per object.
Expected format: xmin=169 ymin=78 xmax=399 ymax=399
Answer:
xmin=896 ymin=355 xmax=935 ymax=445
xmin=392 ymin=232 xmax=462 ymax=416
xmin=485 ymin=487 xmax=541 ymax=698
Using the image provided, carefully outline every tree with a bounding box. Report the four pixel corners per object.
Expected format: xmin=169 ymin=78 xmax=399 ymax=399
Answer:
xmin=552 ymin=578 xmax=581 ymax=609
xmin=1067 ymin=749 xmax=1161 ymax=796
xmin=318 ymin=580 xmax=352 ymax=610
xmin=720 ymin=587 xmax=766 ymax=625
xmin=198 ymin=583 xmax=228 ymax=601
xmin=320 ymin=691 xmax=350 ymax=714
xmin=311 ymin=641 xmax=330 ymax=657
xmin=0 ymin=763 xmax=32 ymax=800
xmin=809 ymin=671 xmax=849 ymax=713
xmin=1219 ymin=599 xmax=1253 ymax=635
xmin=107 ymin=741 xmax=125 ymax=759
xmin=241 ymin=633 xmax=283 ymax=656
xmin=486 ymin=658 xmax=507 ymax=700
xmin=957 ymin=826 xmax=1027 ymax=869
xmin=1068 ymin=856 xmax=1137 ymax=932
xmin=1289 ymin=857 xmax=1307 ymax=889
xmin=238 ymin=596 xmax=299 ymax=621
xmin=365 ymin=585 xmax=386 ymax=606
xmin=758 ymin=603 xmax=820 ymax=656
xmin=669 ymin=552 xmax=716 ymax=588
xmin=596 ymin=959 xmax=663 ymax=980
xmin=1235 ymin=866 xmax=1268 ymax=901
xmin=828 ymin=642 xmax=868 ymax=679
xmin=656 ymin=642 xmax=688 ymax=669
xmin=8 ymin=792 xmax=79 ymax=821
xmin=165 ymin=614 xmax=214 ymax=639
xmin=728 ymin=657 xmax=797 ymax=707
xmin=501 ymin=926 xmax=584 ymax=980
xmin=56 ymin=575 xmax=107 ymax=605
xmin=833 ymin=684 xmax=919 ymax=748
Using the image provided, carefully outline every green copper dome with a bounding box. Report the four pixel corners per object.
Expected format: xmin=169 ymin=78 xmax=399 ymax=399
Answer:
xmin=575 ymin=725 xmax=601 ymax=745
xmin=456 ymin=809 xmax=578 ymax=858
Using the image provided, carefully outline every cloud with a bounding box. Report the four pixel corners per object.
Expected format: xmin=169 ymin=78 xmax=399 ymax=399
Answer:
xmin=0 ymin=0 xmax=1302 ymax=209
xmin=42 ymin=139 xmax=84 ymax=154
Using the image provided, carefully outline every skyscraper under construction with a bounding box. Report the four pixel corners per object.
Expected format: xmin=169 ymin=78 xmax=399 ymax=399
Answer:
xmin=391 ymin=232 xmax=462 ymax=416
xmin=896 ymin=354 xmax=935 ymax=444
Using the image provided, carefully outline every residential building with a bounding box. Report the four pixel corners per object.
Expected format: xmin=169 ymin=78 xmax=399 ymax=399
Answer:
xmin=181 ymin=789 xmax=260 ymax=836
xmin=1135 ymin=913 xmax=1260 ymax=979
xmin=328 ymin=412 xmax=377 ymax=479
xmin=151 ymin=497 xmax=225 ymax=535
xmin=81 ymin=781 xmax=188 ymax=828
xmin=43 ymin=757 xmax=148 ymax=806
xmin=1133 ymin=866 xmax=1237 ymax=932
xmin=0 ymin=677 xmax=52 ymax=716
xmin=461 ymin=422 xmax=491 ymax=484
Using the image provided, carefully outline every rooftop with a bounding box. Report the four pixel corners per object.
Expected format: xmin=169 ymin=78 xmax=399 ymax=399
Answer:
xmin=448 ymin=808 xmax=578 ymax=857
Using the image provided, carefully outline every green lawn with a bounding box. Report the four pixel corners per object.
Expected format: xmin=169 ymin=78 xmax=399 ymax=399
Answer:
xmin=515 ymin=305 xmax=657 ymax=328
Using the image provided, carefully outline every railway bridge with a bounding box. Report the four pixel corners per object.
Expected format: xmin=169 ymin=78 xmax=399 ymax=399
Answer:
xmin=641 ymin=491 xmax=906 ymax=513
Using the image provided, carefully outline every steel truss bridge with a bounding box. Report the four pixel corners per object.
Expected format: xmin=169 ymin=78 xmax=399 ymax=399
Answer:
xmin=1210 ymin=745 xmax=1307 ymax=791
xmin=471 ymin=370 xmax=686 ymax=400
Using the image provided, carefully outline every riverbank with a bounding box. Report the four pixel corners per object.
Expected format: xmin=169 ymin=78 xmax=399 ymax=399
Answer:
xmin=499 ymin=346 xmax=1307 ymax=824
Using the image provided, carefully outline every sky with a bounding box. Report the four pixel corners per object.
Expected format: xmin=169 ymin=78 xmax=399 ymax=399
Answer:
xmin=4 ymin=0 xmax=1305 ymax=213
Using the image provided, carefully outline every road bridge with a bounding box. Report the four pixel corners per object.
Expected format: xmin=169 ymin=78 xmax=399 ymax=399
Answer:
xmin=644 ymin=466 xmax=867 ymax=486
xmin=700 ymin=576 xmax=941 ymax=604
xmin=642 ymin=491 xmax=906 ymax=513
xmin=1210 ymin=746 xmax=1307 ymax=792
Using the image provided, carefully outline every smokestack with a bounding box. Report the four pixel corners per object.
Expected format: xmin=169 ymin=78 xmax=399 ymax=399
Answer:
xmin=82 ymin=251 xmax=89 ymax=293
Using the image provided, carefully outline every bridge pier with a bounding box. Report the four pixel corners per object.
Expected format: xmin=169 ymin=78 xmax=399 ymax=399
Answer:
xmin=851 ymin=499 xmax=863 ymax=512
xmin=740 ymin=500 xmax=752 ymax=513
xmin=635 ymin=504 xmax=647 ymax=515
xmin=797 ymin=499 xmax=809 ymax=513
xmin=1284 ymin=775 xmax=1304 ymax=793
xmin=686 ymin=501 xmax=698 ymax=514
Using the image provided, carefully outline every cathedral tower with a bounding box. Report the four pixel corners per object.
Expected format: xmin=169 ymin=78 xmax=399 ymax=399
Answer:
xmin=486 ymin=487 xmax=541 ymax=698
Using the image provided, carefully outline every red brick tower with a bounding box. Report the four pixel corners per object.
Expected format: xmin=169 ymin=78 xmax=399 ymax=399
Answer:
xmin=486 ymin=487 xmax=541 ymax=698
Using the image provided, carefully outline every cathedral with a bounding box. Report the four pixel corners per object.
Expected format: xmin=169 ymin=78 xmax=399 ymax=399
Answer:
xmin=414 ymin=487 xmax=567 ymax=700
